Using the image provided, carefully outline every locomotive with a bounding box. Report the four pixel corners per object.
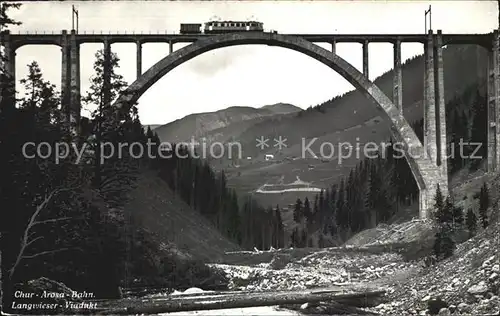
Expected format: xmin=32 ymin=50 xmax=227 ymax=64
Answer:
xmin=180 ymin=21 xmax=264 ymax=34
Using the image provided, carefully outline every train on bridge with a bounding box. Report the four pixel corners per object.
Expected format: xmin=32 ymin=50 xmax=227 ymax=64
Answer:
xmin=180 ymin=20 xmax=265 ymax=34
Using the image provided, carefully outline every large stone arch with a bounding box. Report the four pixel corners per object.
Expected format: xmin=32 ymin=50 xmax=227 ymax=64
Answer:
xmin=113 ymin=32 xmax=444 ymax=218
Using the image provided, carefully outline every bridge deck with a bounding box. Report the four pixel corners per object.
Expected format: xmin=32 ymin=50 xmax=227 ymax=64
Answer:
xmin=3 ymin=32 xmax=493 ymax=48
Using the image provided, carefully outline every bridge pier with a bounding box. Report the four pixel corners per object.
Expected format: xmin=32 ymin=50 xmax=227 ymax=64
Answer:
xmin=0 ymin=30 xmax=16 ymax=115
xmin=434 ymin=30 xmax=448 ymax=179
xmin=487 ymin=30 xmax=500 ymax=172
xmin=137 ymin=41 xmax=142 ymax=80
xmin=61 ymin=31 xmax=70 ymax=121
xmin=61 ymin=30 xmax=80 ymax=135
xmin=331 ymin=40 xmax=336 ymax=54
xmin=424 ymin=30 xmax=438 ymax=167
xmin=362 ymin=40 xmax=369 ymax=78
xmin=418 ymin=180 xmax=440 ymax=220
xmin=393 ymin=39 xmax=402 ymax=112
xmin=169 ymin=40 xmax=173 ymax=54
xmin=69 ymin=30 xmax=80 ymax=135
xmin=419 ymin=29 xmax=449 ymax=218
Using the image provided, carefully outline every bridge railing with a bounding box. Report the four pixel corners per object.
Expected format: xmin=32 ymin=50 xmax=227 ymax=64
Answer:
xmin=12 ymin=30 xmax=181 ymax=35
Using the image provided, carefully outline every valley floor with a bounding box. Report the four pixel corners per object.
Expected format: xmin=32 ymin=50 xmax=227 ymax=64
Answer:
xmin=98 ymin=173 xmax=500 ymax=316
xmin=145 ymin=217 xmax=498 ymax=316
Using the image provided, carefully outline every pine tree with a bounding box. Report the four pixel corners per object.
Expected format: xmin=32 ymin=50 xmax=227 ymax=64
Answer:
xmin=478 ymin=183 xmax=489 ymax=229
xmin=273 ymin=206 xmax=284 ymax=248
xmin=290 ymin=227 xmax=299 ymax=248
xmin=307 ymin=237 xmax=314 ymax=248
xmin=241 ymin=199 xmax=254 ymax=249
xmin=389 ymin=139 xmax=402 ymax=208
xmin=304 ymin=196 xmax=313 ymax=225
xmin=436 ymin=196 xmax=454 ymax=225
xmin=318 ymin=189 xmax=325 ymax=218
xmin=328 ymin=185 xmax=337 ymax=236
xmin=318 ymin=234 xmax=325 ymax=248
xmin=18 ymin=61 xmax=60 ymax=126
xmin=433 ymin=187 xmax=455 ymax=260
xmin=80 ymin=48 xmax=145 ymax=295
xmin=452 ymin=204 xmax=464 ymax=231
xmin=364 ymin=161 xmax=391 ymax=227
xmin=0 ymin=2 xmax=20 ymax=117
xmin=322 ymin=189 xmax=330 ymax=224
xmin=226 ymin=190 xmax=242 ymax=244
xmin=300 ymin=229 xmax=308 ymax=248
xmin=433 ymin=184 xmax=445 ymax=218
xmin=82 ymin=49 xmax=139 ymax=206
xmin=336 ymin=179 xmax=346 ymax=229
xmin=365 ymin=163 xmax=379 ymax=226
xmin=293 ymin=198 xmax=303 ymax=223
xmin=433 ymin=223 xmax=456 ymax=261
xmin=465 ymin=208 xmax=478 ymax=239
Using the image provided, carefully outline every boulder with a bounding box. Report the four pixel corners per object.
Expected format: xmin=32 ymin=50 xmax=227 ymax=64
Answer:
xmin=269 ymin=253 xmax=292 ymax=270
xmin=438 ymin=307 xmax=451 ymax=316
xmin=457 ymin=302 xmax=468 ymax=312
xmin=468 ymin=281 xmax=488 ymax=295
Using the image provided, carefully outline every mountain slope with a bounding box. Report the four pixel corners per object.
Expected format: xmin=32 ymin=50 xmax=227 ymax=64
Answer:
xmin=214 ymin=44 xmax=488 ymax=208
xmin=149 ymin=44 xmax=488 ymax=213
xmin=381 ymin=172 xmax=500 ymax=315
xmin=124 ymin=171 xmax=240 ymax=262
xmin=261 ymin=103 xmax=301 ymax=114
xmin=154 ymin=105 xmax=299 ymax=143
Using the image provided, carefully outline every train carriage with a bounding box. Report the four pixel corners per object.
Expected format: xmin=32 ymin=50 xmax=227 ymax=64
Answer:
xmin=180 ymin=23 xmax=202 ymax=34
xmin=179 ymin=20 xmax=265 ymax=34
xmin=204 ymin=21 xmax=264 ymax=34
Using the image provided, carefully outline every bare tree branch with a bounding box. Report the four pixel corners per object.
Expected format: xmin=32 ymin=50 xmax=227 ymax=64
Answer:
xmin=8 ymin=185 xmax=81 ymax=279
xmin=24 ymin=236 xmax=43 ymax=248
xmin=22 ymin=248 xmax=71 ymax=260
xmin=33 ymin=217 xmax=75 ymax=225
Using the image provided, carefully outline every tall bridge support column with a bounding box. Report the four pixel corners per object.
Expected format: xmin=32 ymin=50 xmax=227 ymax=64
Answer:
xmin=60 ymin=30 xmax=81 ymax=136
xmin=488 ymin=30 xmax=500 ymax=172
xmin=136 ymin=41 xmax=142 ymax=80
xmin=69 ymin=30 xmax=80 ymax=134
xmin=434 ymin=30 xmax=448 ymax=181
xmin=0 ymin=30 xmax=16 ymax=115
xmin=61 ymin=30 xmax=71 ymax=129
xmin=169 ymin=41 xmax=173 ymax=54
xmin=331 ymin=40 xmax=336 ymax=54
xmin=393 ymin=39 xmax=402 ymax=113
xmin=424 ymin=30 xmax=437 ymax=166
xmin=419 ymin=29 xmax=449 ymax=217
xmin=362 ymin=40 xmax=369 ymax=78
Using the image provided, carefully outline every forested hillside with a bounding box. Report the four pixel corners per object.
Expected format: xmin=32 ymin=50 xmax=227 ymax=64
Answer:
xmin=288 ymin=79 xmax=488 ymax=245
xmin=0 ymin=6 xmax=238 ymax=311
xmin=146 ymin=139 xmax=285 ymax=251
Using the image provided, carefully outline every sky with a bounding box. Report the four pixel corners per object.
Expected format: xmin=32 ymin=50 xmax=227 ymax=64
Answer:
xmin=6 ymin=0 xmax=499 ymax=125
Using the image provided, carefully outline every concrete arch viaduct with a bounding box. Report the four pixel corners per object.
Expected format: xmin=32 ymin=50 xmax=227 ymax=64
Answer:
xmin=2 ymin=30 xmax=500 ymax=218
